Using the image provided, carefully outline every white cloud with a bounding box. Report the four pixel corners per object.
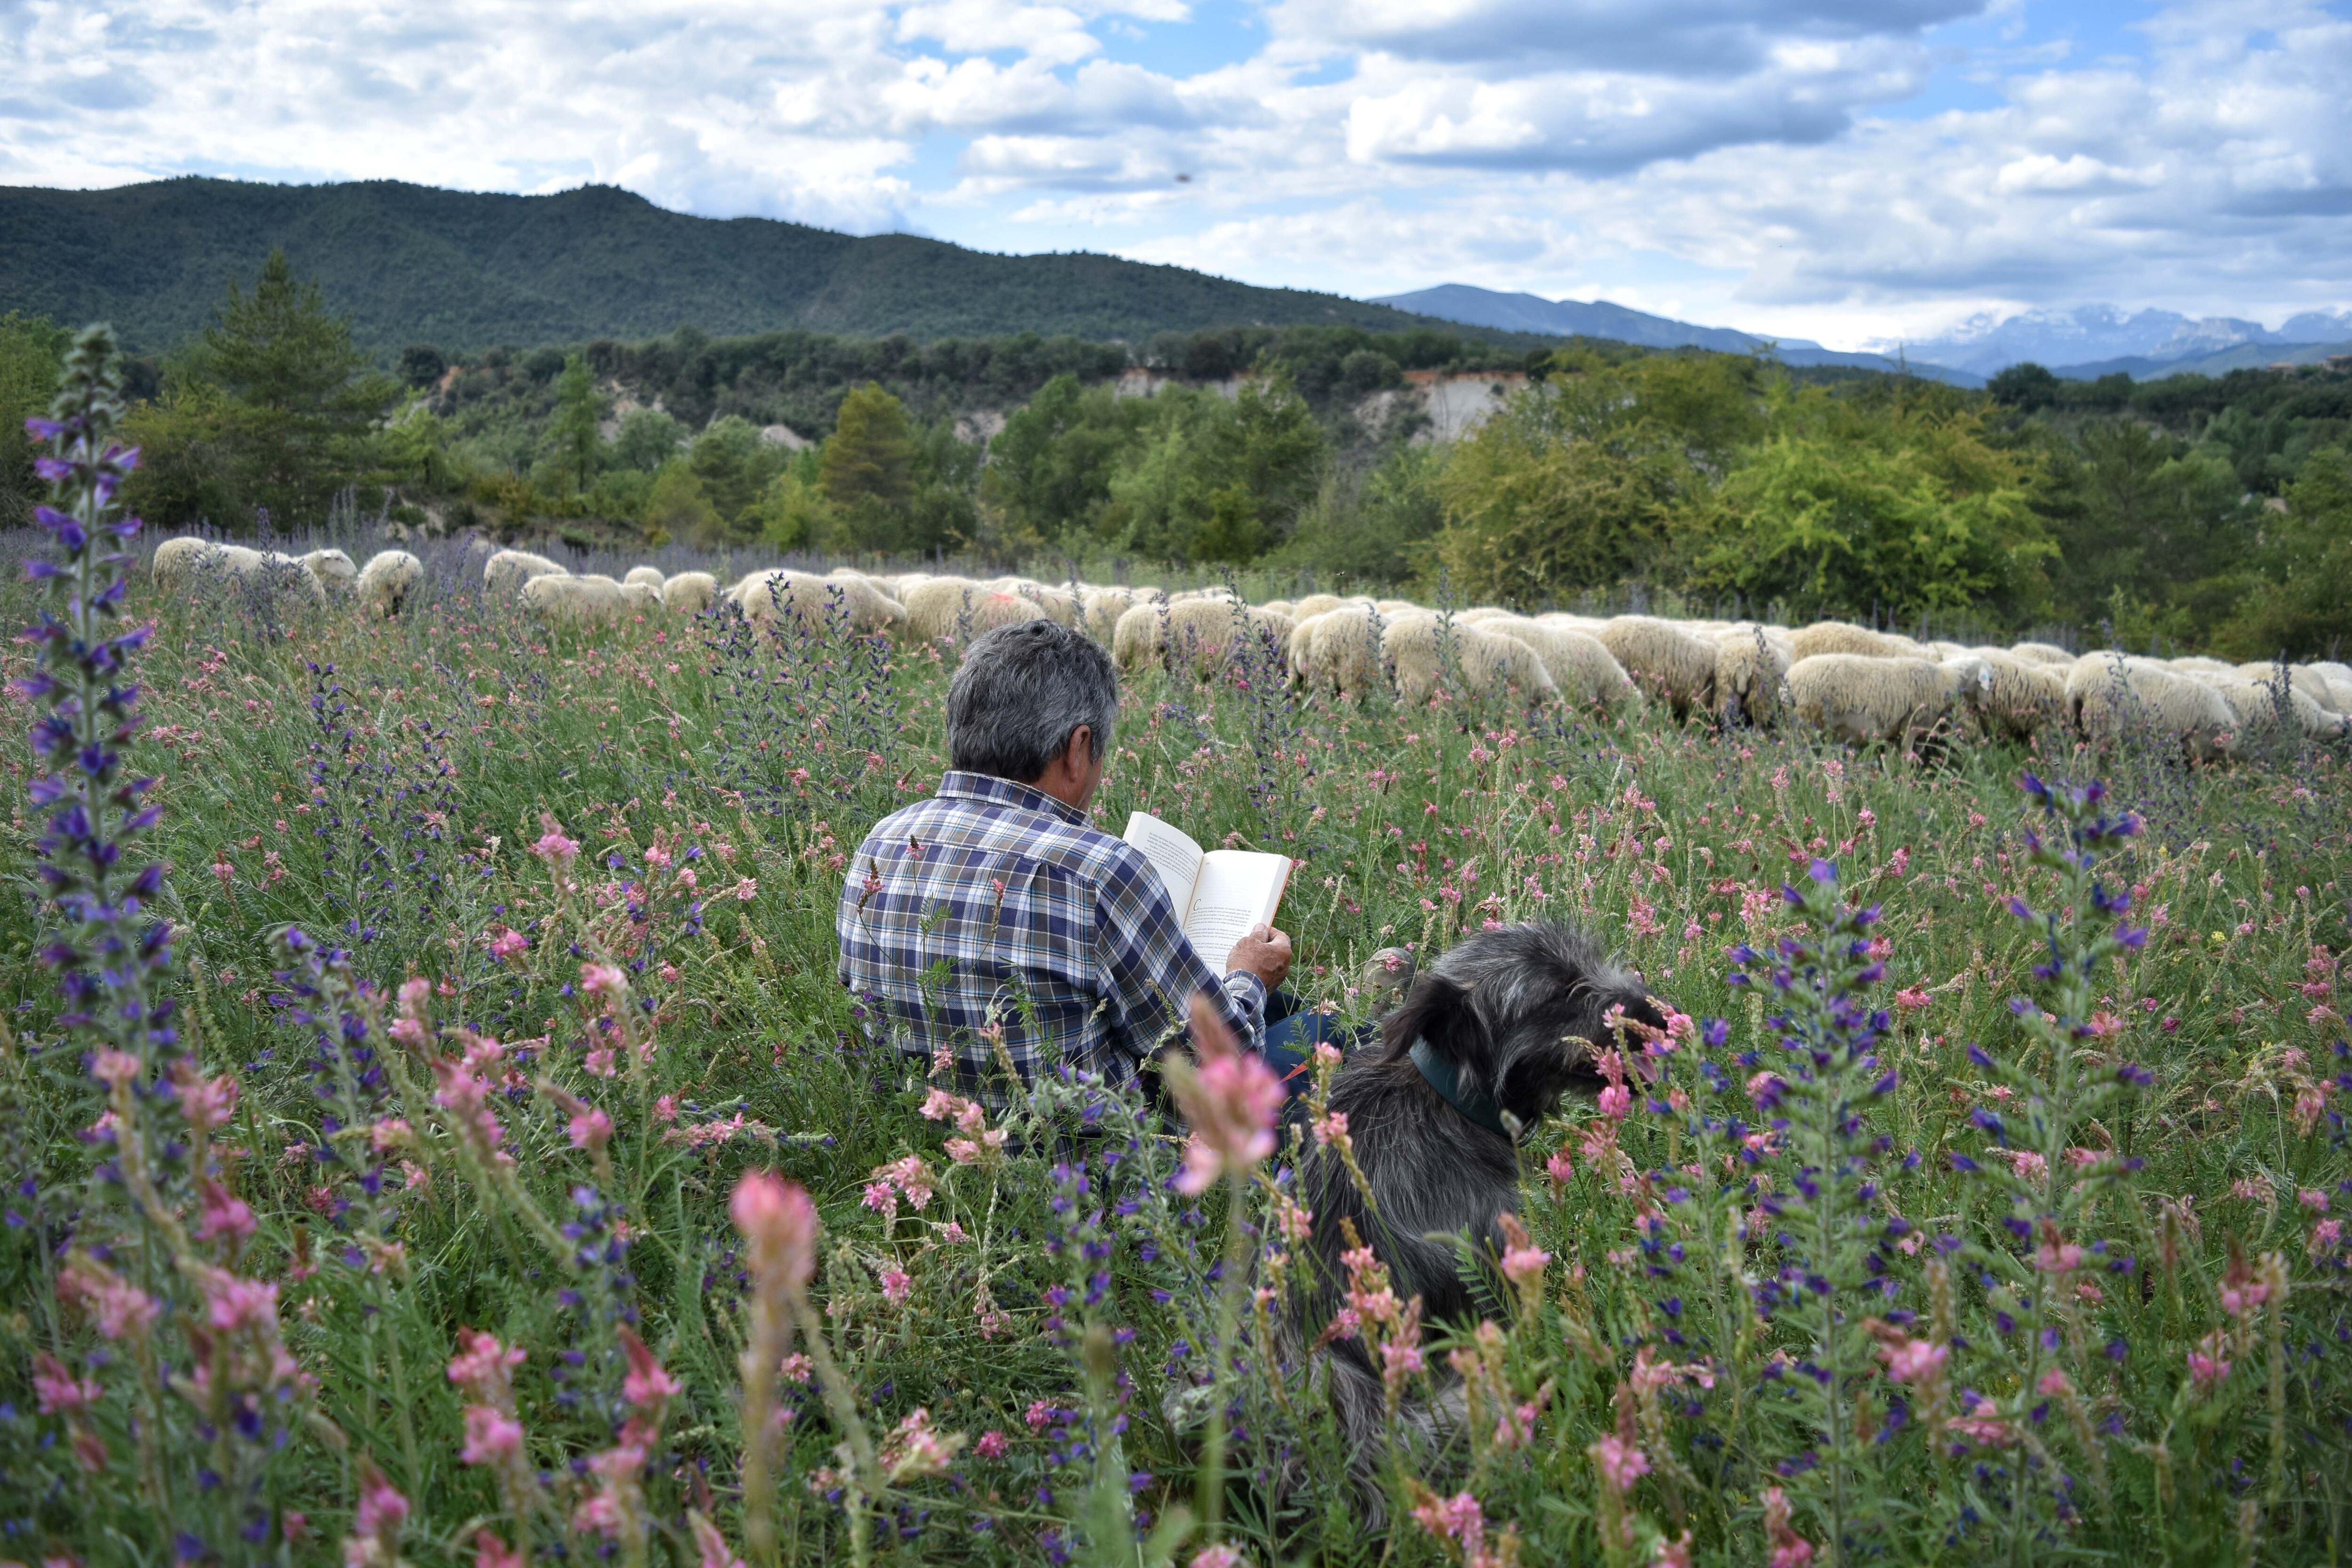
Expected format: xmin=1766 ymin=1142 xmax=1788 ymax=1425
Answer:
xmin=1 ymin=0 xmax=2346 ymax=344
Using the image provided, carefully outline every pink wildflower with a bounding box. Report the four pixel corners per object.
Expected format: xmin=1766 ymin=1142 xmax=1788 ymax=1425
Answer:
xmin=1545 ymin=1148 xmax=1574 ymax=1186
xmin=91 ymin=1050 xmax=141 ymax=1088
xmin=975 ymin=1429 xmax=1007 ymax=1459
xmin=1597 ymin=1084 xmax=1632 ymax=1121
xmin=1409 ymin=1489 xmax=1486 ymax=1553
xmin=688 ymin=1511 xmax=746 ymax=1568
xmin=1894 ymin=986 xmax=1931 ymax=1012
xmin=568 ymin=1106 xmax=614 ymax=1153
xmin=579 ymin=962 xmax=628 ymax=997
xmin=171 ymin=1063 xmax=239 ymax=1132
xmin=194 ymin=1178 xmax=257 ymax=1246
xmin=460 ymin=1405 xmax=524 ymax=1465
xmin=1764 ymin=1487 xmax=1814 ymax=1568
xmin=1168 ymin=992 xmax=1282 ymax=1196
xmin=2301 ymin=1189 xmax=2331 ymax=1212
xmin=1189 ymin=1548 xmax=1248 ymax=1568
xmin=618 ymin=1328 xmax=681 ymax=1412
xmin=57 ymin=1255 xmax=159 ymax=1341
xmin=2036 ymin=1368 xmax=2072 ymax=1397
xmin=878 ymin=1267 xmax=913 ymax=1304
xmin=473 ymin=1532 xmax=522 ymax=1568
xmin=731 ymin=1171 xmax=818 ymax=1291
xmin=880 ymin=1407 xmax=964 ymax=1480
xmin=531 ymin=824 xmax=579 ymax=864
xmin=732 ymin=877 xmax=758 ymax=901
xmin=1311 ymin=1109 xmax=1349 ymax=1149
xmin=486 ymin=928 xmax=528 ymax=962
xmin=1025 ymin=1399 xmax=1054 ymax=1429
xmin=447 ymin=1329 xmax=526 ymax=1404
xmin=32 ymin=1353 xmax=101 ymax=1415
xmin=1589 ymin=1433 xmax=1649 ymax=1492
xmin=1499 ymin=1239 xmax=1549 ymax=1289
xmin=1882 ymin=1338 xmax=1947 ymax=1386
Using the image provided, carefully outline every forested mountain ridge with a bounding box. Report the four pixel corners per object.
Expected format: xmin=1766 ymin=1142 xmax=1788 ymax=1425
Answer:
xmin=0 ymin=177 xmax=1520 ymax=355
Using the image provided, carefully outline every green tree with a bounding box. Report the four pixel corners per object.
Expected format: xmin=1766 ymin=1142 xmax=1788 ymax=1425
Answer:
xmin=820 ymin=383 xmax=919 ymax=515
xmin=0 ymin=311 xmax=72 ymax=526
xmin=1274 ymin=443 xmax=1446 ymax=586
xmin=642 ymin=458 xmax=719 ymax=546
xmin=1690 ymin=381 xmax=2052 ymax=621
xmin=612 ymin=408 xmax=685 ymax=473
xmin=687 ymin=416 xmax=780 ymax=541
xmin=130 ymin=248 xmax=394 ymax=528
xmin=754 ymin=456 xmax=839 ymax=553
xmin=980 ymin=373 xmax=1153 ymax=543
xmin=1100 ymin=377 xmax=1323 ymax=564
xmin=549 ymin=353 xmax=603 ymax=494
xmin=2220 ymin=444 xmax=2352 ymax=659
xmin=1426 ymin=350 xmax=1759 ymax=605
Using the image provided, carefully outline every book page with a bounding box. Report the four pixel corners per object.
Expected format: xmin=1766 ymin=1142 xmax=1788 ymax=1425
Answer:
xmin=1182 ymin=851 xmax=1291 ymax=969
xmin=1122 ymin=811 xmax=1204 ymax=918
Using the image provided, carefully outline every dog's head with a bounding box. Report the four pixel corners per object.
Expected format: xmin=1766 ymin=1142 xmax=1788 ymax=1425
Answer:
xmin=1380 ymin=921 xmax=1667 ymax=1134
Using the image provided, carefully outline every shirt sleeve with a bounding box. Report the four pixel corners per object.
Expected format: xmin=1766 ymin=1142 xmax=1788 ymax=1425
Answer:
xmin=1092 ymin=844 xmax=1268 ymax=1067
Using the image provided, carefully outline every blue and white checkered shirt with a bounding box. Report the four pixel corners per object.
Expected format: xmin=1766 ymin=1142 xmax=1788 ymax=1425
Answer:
xmin=837 ymin=770 xmax=1266 ymax=1095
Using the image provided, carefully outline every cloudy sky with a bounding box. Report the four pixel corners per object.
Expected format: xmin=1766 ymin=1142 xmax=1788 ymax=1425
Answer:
xmin=4 ymin=0 xmax=2346 ymax=349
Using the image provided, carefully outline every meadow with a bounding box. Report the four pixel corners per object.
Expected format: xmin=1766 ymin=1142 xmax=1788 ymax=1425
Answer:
xmin=5 ymin=406 xmax=2350 ymax=1565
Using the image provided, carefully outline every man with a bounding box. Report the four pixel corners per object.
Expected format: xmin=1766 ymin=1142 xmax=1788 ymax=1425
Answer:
xmin=838 ymin=618 xmax=1295 ymax=1099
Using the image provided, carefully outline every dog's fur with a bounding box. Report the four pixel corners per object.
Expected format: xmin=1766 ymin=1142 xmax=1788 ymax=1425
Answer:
xmin=1289 ymin=921 xmax=1667 ymax=1507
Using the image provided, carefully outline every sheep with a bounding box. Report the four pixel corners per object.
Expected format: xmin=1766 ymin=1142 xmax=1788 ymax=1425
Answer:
xmin=728 ymin=569 xmax=907 ymax=638
xmin=151 ymin=536 xmax=220 ymax=591
xmin=301 ymin=548 xmax=358 ymax=596
xmin=1785 ymin=655 xmax=1966 ymax=749
xmin=2198 ymin=674 xmax=2348 ymax=744
xmin=1113 ymin=598 xmax=1291 ymax=676
xmin=2008 ymin=641 xmax=2075 ymax=667
xmin=1291 ymin=593 xmax=1351 ymax=621
xmin=624 ymin=566 xmax=667 ymax=591
xmin=1712 ymin=628 xmax=1792 ymax=728
xmin=354 ymin=550 xmax=423 ymax=618
xmin=1595 ymin=616 xmax=1717 ymax=720
xmin=1960 ymin=649 xmax=2071 ymax=742
xmin=485 ymin=549 xmax=568 ymax=599
xmin=2066 ymin=655 xmax=2236 ymax=762
xmin=2230 ymin=662 xmax=2343 ymax=714
xmin=2309 ymin=661 xmax=2352 ymax=713
xmin=2168 ymin=656 xmax=2236 ymax=676
xmin=1789 ymin=620 xmax=1923 ymax=662
xmin=520 ymin=572 xmax=629 ymax=628
xmin=1295 ymin=605 xmax=1406 ymax=694
xmin=210 ymin=545 xmax=329 ymax=604
xmin=1260 ymin=599 xmax=1295 ymax=619
xmin=1470 ymin=615 xmax=1643 ymax=713
xmin=903 ymin=577 xmax=983 ymax=641
xmin=1385 ymin=617 xmax=1557 ymax=706
xmin=662 ymin=571 xmax=720 ymax=615
xmin=1081 ymin=586 xmax=1138 ymax=642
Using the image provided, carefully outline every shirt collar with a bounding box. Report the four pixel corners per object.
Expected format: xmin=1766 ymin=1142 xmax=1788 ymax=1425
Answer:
xmin=936 ymin=769 xmax=1091 ymax=827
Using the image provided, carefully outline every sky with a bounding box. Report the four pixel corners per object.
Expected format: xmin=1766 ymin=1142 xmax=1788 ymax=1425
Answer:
xmin=3 ymin=0 xmax=2347 ymax=351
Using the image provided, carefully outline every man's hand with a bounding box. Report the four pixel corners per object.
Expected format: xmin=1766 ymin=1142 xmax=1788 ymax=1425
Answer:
xmin=1225 ymin=924 xmax=1293 ymax=990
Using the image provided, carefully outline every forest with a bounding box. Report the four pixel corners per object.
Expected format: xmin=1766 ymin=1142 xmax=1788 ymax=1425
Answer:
xmin=3 ymin=248 xmax=2348 ymax=657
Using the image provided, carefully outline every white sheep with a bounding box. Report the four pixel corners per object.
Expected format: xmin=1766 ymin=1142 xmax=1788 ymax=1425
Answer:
xmin=519 ymin=572 xmax=628 ymax=628
xmin=1385 ymin=617 xmax=1557 ymax=706
xmin=623 ymin=565 xmax=667 ymax=591
xmin=1595 ymin=616 xmax=1717 ymax=719
xmin=151 ymin=536 xmax=219 ymax=591
xmin=2008 ymin=641 xmax=2075 ymax=667
xmin=1786 ymin=654 xmax=1960 ymax=749
xmin=1293 ymin=605 xmax=1405 ymax=694
xmin=1789 ymin=620 xmax=1924 ymax=662
xmin=1713 ymin=628 xmax=1792 ymax=728
xmin=215 ymin=545 xmax=328 ymax=604
xmin=1960 ymin=649 xmax=2071 ymax=742
xmin=1081 ymin=586 xmax=1137 ymax=643
xmin=484 ymin=548 xmax=568 ymax=599
xmin=2066 ymin=655 xmax=2236 ymax=762
xmin=1471 ymin=614 xmax=1642 ymax=713
xmin=1113 ymin=599 xmax=1291 ymax=676
xmin=355 ymin=550 xmax=423 ymax=618
xmin=2197 ymin=673 xmax=2348 ymax=743
xmin=302 ymin=548 xmax=358 ymax=596
xmin=662 ymin=571 xmax=720 ymax=615
xmin=727 ymin=569 xmax=907 ymax=638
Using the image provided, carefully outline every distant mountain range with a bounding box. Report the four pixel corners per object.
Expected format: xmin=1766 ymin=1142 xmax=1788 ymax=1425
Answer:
xmin=1372 ymin=284 xmax=1984 ymax=387
xmin=1879 ymin=303 xmax=2352 ymax=380
xmin=0 ymin=178 xmax=1542 ymax=355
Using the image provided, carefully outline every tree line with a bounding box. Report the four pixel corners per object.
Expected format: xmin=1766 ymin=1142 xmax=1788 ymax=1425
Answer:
xmin=1 ymin=249 xmax=2345 ymax=657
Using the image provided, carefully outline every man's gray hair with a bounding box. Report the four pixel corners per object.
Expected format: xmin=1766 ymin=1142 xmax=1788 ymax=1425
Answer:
xmin=947 ymin=619 xmax=1118 ymax=782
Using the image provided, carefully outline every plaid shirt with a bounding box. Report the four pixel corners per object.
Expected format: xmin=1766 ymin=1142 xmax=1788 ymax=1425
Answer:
xmin=837 ymin=770 xmax=1266 ymax=1093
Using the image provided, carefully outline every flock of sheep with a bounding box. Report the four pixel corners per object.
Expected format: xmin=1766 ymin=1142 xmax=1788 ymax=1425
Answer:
xmin=146 ymin=538 xmax=2352 ymax=761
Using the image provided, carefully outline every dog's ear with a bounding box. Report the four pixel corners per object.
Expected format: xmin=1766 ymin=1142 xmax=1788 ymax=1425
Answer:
xmin=1380 ymin=971 xmax=1478 ymax=1063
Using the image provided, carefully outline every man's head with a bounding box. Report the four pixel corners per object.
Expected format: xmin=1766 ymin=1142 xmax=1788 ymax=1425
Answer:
xmin=947 ymin=620 xmax=1118 ymax=808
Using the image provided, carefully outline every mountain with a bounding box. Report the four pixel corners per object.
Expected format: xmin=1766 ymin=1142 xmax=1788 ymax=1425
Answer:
xmin=1371 ymin=283 xmax=1983 ymax=386
xmin=2051 ymin=339 xmax=2352 ymax=382
xmin=1887 ymin=304 xmax=2352 ymax=378
xmin=0 ymin=177 xmax=1533 ymax=356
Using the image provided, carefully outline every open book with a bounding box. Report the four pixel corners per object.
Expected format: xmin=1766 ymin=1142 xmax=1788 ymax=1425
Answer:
xmin=1123 ymin=812 xmax=1292 ymax=967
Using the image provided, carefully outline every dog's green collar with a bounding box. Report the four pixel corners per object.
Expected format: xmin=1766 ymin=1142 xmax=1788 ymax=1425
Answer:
xmin=1409 ymin=1037 xmax=1513 ymax=1140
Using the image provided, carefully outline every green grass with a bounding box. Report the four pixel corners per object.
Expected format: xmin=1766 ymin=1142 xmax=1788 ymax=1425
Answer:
xmin=1 ymin=546 xmax=2346 ymax=1568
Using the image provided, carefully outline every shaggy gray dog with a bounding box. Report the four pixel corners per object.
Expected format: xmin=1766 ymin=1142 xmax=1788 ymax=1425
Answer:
xmin=1291 ymin=920 xmax=1667 ymax=1508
